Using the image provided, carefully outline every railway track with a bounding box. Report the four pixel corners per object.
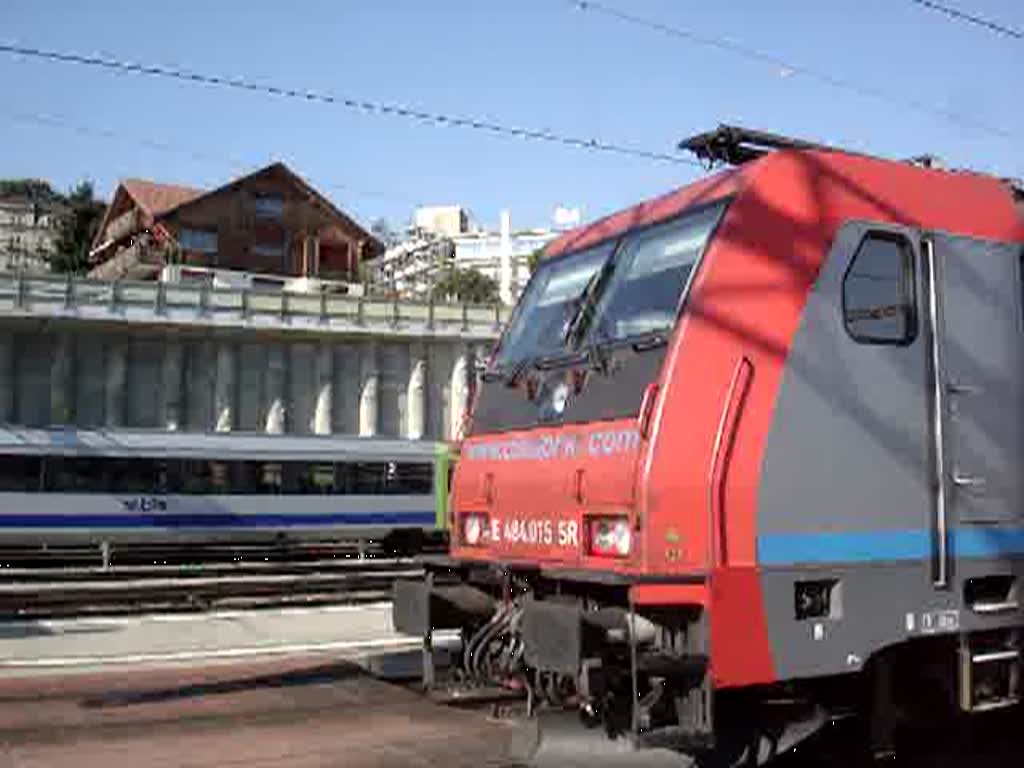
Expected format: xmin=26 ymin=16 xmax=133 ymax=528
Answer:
xmin=0 ymin=543 xmax=430 ymax=619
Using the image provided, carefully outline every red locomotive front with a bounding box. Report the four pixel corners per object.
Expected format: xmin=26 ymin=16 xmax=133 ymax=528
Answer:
xmin=394 ymin=125 xmax=1024 ymax=764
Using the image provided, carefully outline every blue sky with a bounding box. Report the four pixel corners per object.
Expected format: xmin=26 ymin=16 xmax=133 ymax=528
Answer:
xmin=1 ymin=0 xmax=1021 ymax=232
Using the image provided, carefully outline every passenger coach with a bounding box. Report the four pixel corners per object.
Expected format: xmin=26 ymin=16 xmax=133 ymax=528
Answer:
xmin=0 ymin=427 xmax=449 ymax=549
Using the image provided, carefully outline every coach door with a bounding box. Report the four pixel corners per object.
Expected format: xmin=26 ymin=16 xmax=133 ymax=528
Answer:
xmin=925 ymin=232 xmax=1024 ymax=588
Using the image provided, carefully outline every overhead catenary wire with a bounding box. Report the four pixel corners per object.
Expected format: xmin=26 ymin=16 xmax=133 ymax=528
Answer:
xmin=907 ymin=0 xmax=1022 ymax=40
xmin=0 ymin=42 xmax=699 ymax=167
xmin=568 ymin=0 xmax=1016 ymax=141
xmin=1 ymin=109 xmax=248 ymax=172
xmin=0 ymin=108 xmax=412 ymax=211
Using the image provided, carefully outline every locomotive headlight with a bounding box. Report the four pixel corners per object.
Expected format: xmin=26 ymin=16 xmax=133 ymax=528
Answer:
xmin=587 ymin=516 xmax=631 ymax=558
xmin=461 ymin=513 xmax=489 ymax=546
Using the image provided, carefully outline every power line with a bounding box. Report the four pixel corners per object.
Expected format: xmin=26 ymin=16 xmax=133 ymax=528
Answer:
xmin=1 ymin=109 xmax=248 ymax=171
xmin=908 ymin=0 xmax=1022 ymax=40
xmin=569 ymin=0 xmax=1016 ymax=140
xmin=0 ymin=108 xmax=417 ymax=210
xmin=0 ymin=42 xmax=697 ymax=167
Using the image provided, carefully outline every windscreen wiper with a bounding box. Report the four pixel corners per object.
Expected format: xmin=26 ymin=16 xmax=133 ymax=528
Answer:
xmin=630 ymin=329 xmax=670 ymax=352
xmin=561 ymin=263 xmax=613 ymax=347
xmin=533 ymin=349 xmax=589 ymax=371
xmin=482 ymin=355 xmax=543 ymax=387
xmin=582 ymin=329 xmax=668 ymax=375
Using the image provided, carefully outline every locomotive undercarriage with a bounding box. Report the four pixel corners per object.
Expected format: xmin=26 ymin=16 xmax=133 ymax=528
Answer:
xmin=394 ymin=564 xmax=837 ymax=766
xmin=396 ymin=563 xmax=1024 ymax=764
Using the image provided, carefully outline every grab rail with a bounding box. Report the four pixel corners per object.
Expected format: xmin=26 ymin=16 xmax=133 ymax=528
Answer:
xmin=707 ymin=356 xmax=753 ymax=570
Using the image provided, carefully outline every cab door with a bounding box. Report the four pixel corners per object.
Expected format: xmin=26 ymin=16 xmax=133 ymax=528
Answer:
xmin=926 ymin=233 xmax=1024 ymax=588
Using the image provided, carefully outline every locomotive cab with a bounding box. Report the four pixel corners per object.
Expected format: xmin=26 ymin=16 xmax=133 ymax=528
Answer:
xmin=394 ymin=125 xmax=1024 ymax=764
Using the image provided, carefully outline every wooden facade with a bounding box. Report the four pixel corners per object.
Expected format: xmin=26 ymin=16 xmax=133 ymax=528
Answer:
xmin=89 ymin=163 xmax=381 ymax=282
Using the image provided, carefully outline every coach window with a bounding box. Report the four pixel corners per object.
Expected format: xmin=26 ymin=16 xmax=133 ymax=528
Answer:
xmin=389 ymin=462 xmax=433 ymax=494
xmin=179 ymin=459 xmax=213 ymax=494
xmin=842 ymin=232 xmax=917 ymax=345
xmin=352 ymin=462 xmax=387 ymax=494
xmin=260 ymin=462 xmax=284 ymax=494
xmin=45 ymin=457 xmax=106 ymax=492
xmin=209 ymin=462 xmax=231 ymax=493
xmin=103 ymin=457 xmax=166 ymax=493
xmin=0 ymin=455 xmax=43 ymax=491
xmin=305 ymin=464 xmax=335 ymax=494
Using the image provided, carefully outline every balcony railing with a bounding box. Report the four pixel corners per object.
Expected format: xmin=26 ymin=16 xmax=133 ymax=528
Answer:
xmin=89 ymin=240 xmax=168 ymax=281
xmin=0 ymin=272 xmax=508 ymax=339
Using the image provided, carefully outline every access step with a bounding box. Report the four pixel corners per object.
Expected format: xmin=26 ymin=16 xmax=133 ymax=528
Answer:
xmin=959 ymin=632 xmax=1022 ymax=713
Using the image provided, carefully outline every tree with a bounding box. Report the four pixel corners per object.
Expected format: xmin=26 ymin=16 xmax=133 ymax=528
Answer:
xmin=51 ymin=181 xmax=105 ymax=275
xmin=0 ymin=179 xmax=59 ymax=201
xmin=526 ymin=247 xmax=544 ymax=274
xmin=432 ymin=267 xmax=499 ymax=304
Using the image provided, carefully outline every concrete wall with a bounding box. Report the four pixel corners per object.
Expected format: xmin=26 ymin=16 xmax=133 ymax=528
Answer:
xmin=0 ymin=322 xmax=480 ymax=441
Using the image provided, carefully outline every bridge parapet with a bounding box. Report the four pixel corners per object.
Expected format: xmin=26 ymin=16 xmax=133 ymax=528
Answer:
xmin=0 ymin=273 xmax=508 ymax=340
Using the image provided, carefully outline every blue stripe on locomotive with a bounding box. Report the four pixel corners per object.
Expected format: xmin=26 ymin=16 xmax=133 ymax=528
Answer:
xmin=758 ymin=526 xmax=1024 ymax=566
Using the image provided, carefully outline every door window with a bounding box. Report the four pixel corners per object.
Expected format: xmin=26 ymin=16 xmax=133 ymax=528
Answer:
xmin=842 ymin=232 xmax=917 ymax=344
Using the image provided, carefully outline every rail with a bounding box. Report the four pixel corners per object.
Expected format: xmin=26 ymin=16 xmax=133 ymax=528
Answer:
xmin=0 ymin=272 xmax=509 ymax=340
xmin=0 ymin=539 xmax=448 ymax=618
xmin=0 ymin=559 xmax=423 ymax=618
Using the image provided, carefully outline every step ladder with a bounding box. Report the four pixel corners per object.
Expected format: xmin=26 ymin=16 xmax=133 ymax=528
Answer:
xmin=959 ymin=631 xmax=1021 ymax=713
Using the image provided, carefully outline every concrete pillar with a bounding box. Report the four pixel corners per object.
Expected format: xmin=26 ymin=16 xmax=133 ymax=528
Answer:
xmin=0 ymin=334 xmax=13 ymax=423
xmin=74 ymin=335 xmax=105 ymax=427
xmin=237 ymin=343 xmax=265 ymax=432
xmin=161 ymin=338 xmax=185 ymax=431
xmin=104 ymin=341 xmax=127 ymax=428
xmin=359 ymin=342 xmax=379 ymax=437
xmin=313 ymin=342 xmax=334 ymax=435
xmin=333 ymin=343 xmax=359 ymax=436
xmin=214 ymin=342 xmax=236 ymax=433
xmin=184 ymin=341 xmax=215 ymax=432
xmin=265 ymin=344 xmax=287 ymax=434
xmin=406 ymin=344 xmax=426 ymax=440
xmin=50 ymin=333 xmax=75 ymax=425
xmin=449 ymin=350 xmax=470 ymax=441
xmin=126 ymin=340 xmax=162 ymax=428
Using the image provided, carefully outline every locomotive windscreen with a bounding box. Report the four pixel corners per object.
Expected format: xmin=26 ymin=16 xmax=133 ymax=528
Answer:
xmin=472 ymin=199 xmax=728 ymax=434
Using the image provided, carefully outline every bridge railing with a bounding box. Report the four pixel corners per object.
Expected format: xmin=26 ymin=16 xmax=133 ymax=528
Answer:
xmin=0 ymin=272 xmax=510 ymax=339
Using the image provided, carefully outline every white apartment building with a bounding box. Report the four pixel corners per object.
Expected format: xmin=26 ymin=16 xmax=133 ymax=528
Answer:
xmin=0 ymin=193 xmax=62 ymax=274
xmin=368 ymin=207 xmax=566 ymax=305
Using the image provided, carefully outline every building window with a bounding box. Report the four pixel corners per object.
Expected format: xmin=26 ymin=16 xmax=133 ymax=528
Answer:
xmin=842 ymin=232 xmax=917 ymax=345
xmin=253 ymin=194 xmax=284 ymax=220
xmin=179 ymin=228 xmax=218 ymax=254
xmin=251 ymin=242 xmax=284 ymax=259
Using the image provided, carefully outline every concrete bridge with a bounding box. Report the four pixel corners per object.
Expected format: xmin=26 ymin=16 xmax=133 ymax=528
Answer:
xmin=0 ymin=273 xmax=509 ymax=441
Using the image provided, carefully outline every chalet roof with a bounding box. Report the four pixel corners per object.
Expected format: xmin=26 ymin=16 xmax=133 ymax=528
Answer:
xmin=120 ymin=178 xmax=205 ymax=218
xmin=93 ymin=162 xmax=382 ymax=255
xmin=164 ymin=162 xmax=379 ymax=251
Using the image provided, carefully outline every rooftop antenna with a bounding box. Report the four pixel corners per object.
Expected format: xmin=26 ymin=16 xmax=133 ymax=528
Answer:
xmin=906 ymin=154 xmax=945 ymax=169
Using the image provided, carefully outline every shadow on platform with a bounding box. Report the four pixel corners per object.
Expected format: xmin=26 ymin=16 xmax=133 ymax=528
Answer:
xmin=0 ymin=621 xmax=119 ymax=639
xmin=81 ymin=659 xmax=368 ymax=709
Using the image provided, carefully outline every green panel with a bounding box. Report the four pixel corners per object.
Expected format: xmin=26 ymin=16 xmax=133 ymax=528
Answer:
xmin=434 ymin=442 xmax=451 ymax=530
